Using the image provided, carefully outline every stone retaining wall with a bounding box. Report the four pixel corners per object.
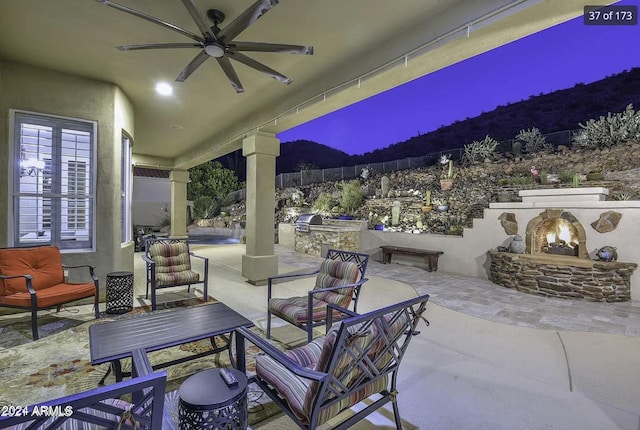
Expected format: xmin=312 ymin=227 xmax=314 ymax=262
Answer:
xmin=295 ymin=229 xmax=359 ymax=257
xmin=488 ymin=251 xmax=637 ymax=302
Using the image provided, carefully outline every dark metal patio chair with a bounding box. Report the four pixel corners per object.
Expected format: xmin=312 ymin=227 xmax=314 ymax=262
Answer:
xmin=0 ymin=349 xmax=170 ymax=429
xmin=236 ymin=294 xmax=430 ymax=430
xmin=143 ymin=237 xmax=209 ymax=310
xmin=266 ymin=249 xmax=369 ymax=343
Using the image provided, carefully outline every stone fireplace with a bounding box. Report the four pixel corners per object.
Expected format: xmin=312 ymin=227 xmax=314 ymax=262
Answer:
xmin=489 ymin=188 xmax=637 ymax=302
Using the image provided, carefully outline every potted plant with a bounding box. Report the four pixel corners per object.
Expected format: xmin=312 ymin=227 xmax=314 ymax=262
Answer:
xmin=369 ymin=213 xmax=388 ymax=231
xmin=422 ymin=190 xmax=433 ymax=213
xmin=432 ymin=198 xmax=448 ymax=212
xmin=439 ymin=155 xmax=455 ymax=191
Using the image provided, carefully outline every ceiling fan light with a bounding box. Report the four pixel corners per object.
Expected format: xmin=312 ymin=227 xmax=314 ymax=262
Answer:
xmin=204 ymin=43 xmax=225 ymax=58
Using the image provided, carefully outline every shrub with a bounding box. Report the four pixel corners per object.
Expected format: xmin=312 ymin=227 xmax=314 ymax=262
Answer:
xmin=558 ymin=171 xmax=575 ymax=183
xmin=339 ymin=180 xmax=365 ymax=215
xmin=311 ymin=192 xmax=334 ymax=213
xmin=193 ymin=196 xmax=219 ymax=220
xmin=157 ymin=214 xmax=171 ymax=229
xmin=613 ymin=192 xmax=632 ymax=201
xmin=462 ymin=135 xmax=498 ymax=165
xmin=516 ymin=127 xmax=552 ymax=153
xmin=573 ymin=104 xmax=640 ymax=149
xmin=585 ymin=171 xmax=604 ymax=181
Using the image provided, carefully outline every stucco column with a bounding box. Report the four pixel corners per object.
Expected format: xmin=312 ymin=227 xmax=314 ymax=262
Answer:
xmin=242 ymin=132 xmax=280 ymax=284
xmin=169 ymin=169 xmax=189 ymax=238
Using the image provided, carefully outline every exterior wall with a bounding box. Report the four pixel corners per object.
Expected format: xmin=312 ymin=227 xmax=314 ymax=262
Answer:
xmin=0 ymin=60 xmax=135 ymax=289
xmin=359 ymin=199 xmax=640 ymax=299
xmin=132 ymin=176 xmax=171 ymax=226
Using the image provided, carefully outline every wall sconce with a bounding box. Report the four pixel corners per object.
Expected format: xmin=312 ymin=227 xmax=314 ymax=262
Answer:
xmin=20 ymin=147 xmax=45 ymax=177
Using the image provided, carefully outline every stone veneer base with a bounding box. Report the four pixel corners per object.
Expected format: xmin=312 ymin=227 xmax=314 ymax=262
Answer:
xmin=488 ymin=251 xmax=637 ymax=302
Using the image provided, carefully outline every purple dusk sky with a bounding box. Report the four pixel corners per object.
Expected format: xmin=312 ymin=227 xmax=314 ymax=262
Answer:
xmin=277 ymin=1 xmax=640 ymax=155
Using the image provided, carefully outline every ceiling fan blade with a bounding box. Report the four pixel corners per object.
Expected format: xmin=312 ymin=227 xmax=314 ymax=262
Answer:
xmin=229 ymin=42 xmax=313 ymax=55
xmin=228 ymin=52 xmax=291 ymax=85
xmin=96 ymin=0 xmax=204 ymax=43
xmin=216 ymin=57 xmax=245 ymax=94
xmin=117 ymin=43 xmax=202 ymax=51
xmin=175 ymin=51 xmax=210 ymax=82
xmin=180 ymin=0 xmax=215 ymax=40
xmin=218 ymin=0 xmax=278 ymax=42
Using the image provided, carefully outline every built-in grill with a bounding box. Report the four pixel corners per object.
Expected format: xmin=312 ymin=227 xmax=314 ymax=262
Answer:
xmin=295 ymin=214 xmax=322 ymax=232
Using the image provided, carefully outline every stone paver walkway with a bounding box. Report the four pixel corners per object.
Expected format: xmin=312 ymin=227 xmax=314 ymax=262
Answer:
xmin=276 ymin=246 xmax=640 ymax=337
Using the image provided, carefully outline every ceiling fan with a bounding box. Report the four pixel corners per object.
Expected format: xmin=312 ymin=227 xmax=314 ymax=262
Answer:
xmin=97 ymin=0 xmax=314 ymax=93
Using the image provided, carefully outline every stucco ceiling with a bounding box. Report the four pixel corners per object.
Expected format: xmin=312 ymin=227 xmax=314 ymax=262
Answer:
xmin=0 ymin=0 xmax=602 ymax=169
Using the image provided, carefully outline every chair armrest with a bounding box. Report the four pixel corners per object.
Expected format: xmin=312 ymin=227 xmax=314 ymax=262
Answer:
xmin=131 ymin=348 xmax=154 ymax=377
xmin=62 ymin=264 xmax=99 ymax=283
xmin=235 ymin=326 xmax=327 ymax=382
xmin=326 ymin=303 xmax=358 ymax=330
xmin=309 ymin=277 xmax=368 ymax=295
xmin=0 ymin=274 xmax=37 ymax=295
xmin=189 ymin=252 xmax=208 ymax=263
xmin=267 ymin=269 xmax=320 ymax=299
xmin=141 ymin=255 xmax=155 ymax=265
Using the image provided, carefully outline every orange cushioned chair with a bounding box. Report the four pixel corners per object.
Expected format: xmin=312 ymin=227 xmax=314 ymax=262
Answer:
xmin=0 ymin=245 xmax=99 ymax=340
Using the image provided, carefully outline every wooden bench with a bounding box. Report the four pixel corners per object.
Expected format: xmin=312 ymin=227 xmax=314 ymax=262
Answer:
xmin=380 ymin=245 xmax=444 ymax=272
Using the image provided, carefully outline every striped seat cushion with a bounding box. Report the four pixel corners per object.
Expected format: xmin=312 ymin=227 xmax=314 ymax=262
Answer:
xmin=150 ymin=242 xmax=199 ymax=286
xmin=268 ymin=259 xmax=360 ymax=325
xmin=312 ymin=260 xmax=360 ymax=306
xmin=256 ymin=337 xmax=325 ymax=421
xmin=155 ymin=270 xmax=199 ymax=286
xmin=256 ymin=330 xmax=388 ymax=426
xmin=268 ymin=296 xmax=345 ymax=325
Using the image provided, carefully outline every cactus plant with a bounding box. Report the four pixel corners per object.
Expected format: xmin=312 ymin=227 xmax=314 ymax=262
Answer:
xmin=516 ymin=127 xmax=552 ymax=154
xmin=391 ymin=201 xmax=401 ymax=226
xmin=572 ymin=173 xmax=580 ymax=188
xmin=381 ymin=176 xmax=390 ymax=197
xmin=425 ymin=190 xmax=431 ymax=206
xmin=462 ymin=135 xmax=498 ymax=165
xmin=574 ymin=104 xmax=640 ymax=148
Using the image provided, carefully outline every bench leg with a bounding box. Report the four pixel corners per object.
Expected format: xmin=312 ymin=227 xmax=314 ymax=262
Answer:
xmin=382 ymin=252 xmax=392 ymax=264
xmin=426 ymin=255 xmax=439 ymax=272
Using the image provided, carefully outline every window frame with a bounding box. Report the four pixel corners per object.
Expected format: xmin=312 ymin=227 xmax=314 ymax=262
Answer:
xmin=9 ymin=109 xmax=97 ymax=252
xmin=121 ymin=133 xmax=133 ymax=245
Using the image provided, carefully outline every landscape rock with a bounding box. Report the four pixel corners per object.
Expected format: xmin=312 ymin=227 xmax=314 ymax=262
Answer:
xmin=590 ymin=211 xmax=623 ymax=233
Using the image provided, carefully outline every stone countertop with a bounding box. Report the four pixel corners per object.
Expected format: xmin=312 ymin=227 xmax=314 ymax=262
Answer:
xmin=305 ymin=224 xmax=362 ymax=232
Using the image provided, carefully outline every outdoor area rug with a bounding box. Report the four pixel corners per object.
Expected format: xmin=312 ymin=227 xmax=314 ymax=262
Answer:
xmin=0 ymin=299 xmax=283 ymax=426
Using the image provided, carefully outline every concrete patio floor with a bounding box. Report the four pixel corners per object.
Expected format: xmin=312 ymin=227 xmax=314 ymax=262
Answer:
xmin=154 ymin=244 xmax=640 ymax=430
xmin=2 ymin=243 xmax=639 ymax=429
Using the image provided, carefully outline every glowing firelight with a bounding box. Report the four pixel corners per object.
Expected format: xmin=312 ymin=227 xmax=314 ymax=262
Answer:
xmin=546 ymin=225 xmax=577 ymax=247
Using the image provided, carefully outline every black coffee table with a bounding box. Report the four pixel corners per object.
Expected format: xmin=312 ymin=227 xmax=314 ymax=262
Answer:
xmin=89 ymin=302 xmax=253 ymax=380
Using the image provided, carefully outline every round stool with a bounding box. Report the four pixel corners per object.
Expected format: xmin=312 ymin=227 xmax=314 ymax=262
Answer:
xmin=105 ymin=271 xmax=134 ymax=314
xmin=178 ymin=368 xmax=248 ymax=430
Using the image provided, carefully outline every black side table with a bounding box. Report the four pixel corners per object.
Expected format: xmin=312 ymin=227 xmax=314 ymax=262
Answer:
xmin=178 ymin=368 xmax=248 ymax=430
xmin=105 ymin=271 xmax=134 ymax=314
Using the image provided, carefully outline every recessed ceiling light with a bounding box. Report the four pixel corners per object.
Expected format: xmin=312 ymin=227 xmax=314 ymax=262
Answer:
xmin=155 ymin=82 xmax=173 ymax=96
xmin=170 ymin=124 xmax=183 ymax=129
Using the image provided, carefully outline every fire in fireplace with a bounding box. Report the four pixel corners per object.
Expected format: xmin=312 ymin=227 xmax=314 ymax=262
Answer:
xmin=525 ymin=209 xmax=588 ymax=258
xmin=540 ymin=219 xmax=579 ymax=256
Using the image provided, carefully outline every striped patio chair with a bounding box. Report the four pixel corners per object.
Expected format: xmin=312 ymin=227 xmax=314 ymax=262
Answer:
xmin=143 ymin=238 xmax=209 ymax=310
xmin=237 ymin=294 xmax=430 ymax=430
xmin=267 ymin=249 xmax=369 ymax=343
